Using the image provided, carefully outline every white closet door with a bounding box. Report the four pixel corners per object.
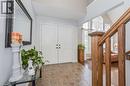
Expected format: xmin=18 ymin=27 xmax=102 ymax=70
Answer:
xmin=41 ymin=24 xmax=58 ymax=64
xmin=58 ymin=24 xmax=74 ymax=63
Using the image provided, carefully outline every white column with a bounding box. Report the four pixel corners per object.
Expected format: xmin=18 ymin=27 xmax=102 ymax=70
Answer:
xmin=9 ymin=44 xmax=23 ymax=82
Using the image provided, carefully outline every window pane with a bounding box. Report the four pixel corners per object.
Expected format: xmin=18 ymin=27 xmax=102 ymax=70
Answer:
xmin=83 ymin=31 xmax=91 ymax=54
xmin=83 ymin=22 xmax=90 ymax=29
xmin=104 ymin=24 xmax=110 ymax=31
xmin=92 ymin=16 xmax=103 ymax=31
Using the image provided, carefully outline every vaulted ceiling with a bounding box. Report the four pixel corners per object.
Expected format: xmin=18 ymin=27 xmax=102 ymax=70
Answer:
xmin=32 ymin=0 xmax=93 ymax=20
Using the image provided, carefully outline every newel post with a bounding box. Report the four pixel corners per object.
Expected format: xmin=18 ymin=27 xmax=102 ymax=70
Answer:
xmin=89 ymin=31 xmax=104 ymax=86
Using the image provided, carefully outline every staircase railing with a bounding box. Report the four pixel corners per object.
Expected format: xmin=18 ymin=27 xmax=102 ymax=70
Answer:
xmin=89 ymin=8 xmax=130 ymax=86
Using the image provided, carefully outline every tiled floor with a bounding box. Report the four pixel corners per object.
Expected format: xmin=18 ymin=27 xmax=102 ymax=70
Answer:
xmin=36 ymin=61 xmax=118 ymax=86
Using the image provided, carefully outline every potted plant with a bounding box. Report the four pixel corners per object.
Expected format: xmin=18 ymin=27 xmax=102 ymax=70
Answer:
xmin=21 ymin=47 xmax=44 ymax=70
xmin=78 ymin=44 xmax=85 ymax=65
xmin=78 ymin=44 xmax=85 ymax=50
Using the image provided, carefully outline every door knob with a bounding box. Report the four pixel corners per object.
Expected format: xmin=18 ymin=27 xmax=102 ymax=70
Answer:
xmin=58 ymin=44 xmax=61 ymax=49
xmin=56 ymin=44 xmax=61 ymax=49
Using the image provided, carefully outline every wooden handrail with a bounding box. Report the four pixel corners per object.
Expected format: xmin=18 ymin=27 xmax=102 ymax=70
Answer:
xmin=98 ymin=8 xmax=130 ymax=46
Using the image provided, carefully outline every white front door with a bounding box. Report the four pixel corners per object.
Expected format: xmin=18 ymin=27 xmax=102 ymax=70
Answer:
xmin=58 ymin=24 xmax=73 ymax=63
xmin=40 ymin=23 xmax=76 ymax=64
xmin=41 ymin=23 xmax=58 ymax=64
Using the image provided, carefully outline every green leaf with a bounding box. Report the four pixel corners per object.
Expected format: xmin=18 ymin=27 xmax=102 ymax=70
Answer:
xmin=20 ymin=47 xmax=44 ymax=69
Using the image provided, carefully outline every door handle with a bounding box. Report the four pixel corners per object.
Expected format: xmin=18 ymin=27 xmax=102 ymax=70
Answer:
xmin=56 ymin=44 xmax=61 ymax=49
xmin=59 ymin=44 xmax=61 ymax=49
xmin=56 ymin=47 xmax=61 ymax=49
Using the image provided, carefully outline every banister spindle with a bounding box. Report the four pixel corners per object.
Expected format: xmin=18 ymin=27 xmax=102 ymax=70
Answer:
xmin=105 ymin=37 xmax=111 ymax=86
xmin=118 ymin=24 xmax=126 ymax=86
xmin=98 ymin=45 xmax=103 ymax=86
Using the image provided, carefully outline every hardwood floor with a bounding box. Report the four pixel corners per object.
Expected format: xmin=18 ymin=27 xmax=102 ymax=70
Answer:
xmin=36 ymin=61 xmax=118 ymax=86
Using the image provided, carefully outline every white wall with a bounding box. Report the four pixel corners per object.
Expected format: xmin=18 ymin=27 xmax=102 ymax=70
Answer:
xmin=79 ymin=0 xmax=124 ymax=24
xmin=125 ymin=21 xmax=130 ymax=86
xmin=107 ymin=0 xmax=130 ymax=23
xmin=0 ymin=15 xmax=12 ymax=86
xmin=36 ymin=16 xmax=79 ymax=62
xmin=126 ymin=60 xmax=130 ymax=86
xmin=0 ymin=0 xmax=37 ymax=85
xmin=126 ymin=21 xmax=130 ymax=52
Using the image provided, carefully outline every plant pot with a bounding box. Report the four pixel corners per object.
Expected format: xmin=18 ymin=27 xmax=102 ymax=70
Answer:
xmin=78 ymin=48 xmax=84 ymax=65
xmin=28 ymin=59 xmax=35 ymax=75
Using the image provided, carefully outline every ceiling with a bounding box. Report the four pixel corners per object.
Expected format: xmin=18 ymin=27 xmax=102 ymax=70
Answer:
xmin=32 ymin=0 xmax=93 ymax=20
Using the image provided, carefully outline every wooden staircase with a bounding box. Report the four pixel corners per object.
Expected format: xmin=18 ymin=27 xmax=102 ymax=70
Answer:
xmin=89 ymin=8 xmax=130 ymax=86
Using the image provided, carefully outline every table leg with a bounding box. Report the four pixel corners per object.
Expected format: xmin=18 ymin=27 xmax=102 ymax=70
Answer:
xmin=40 ymin=67 xmax=42 ymax=78
xmin=12 ymin=84 xmax=16 ymax=86
xmin=32 ymin=80 xmax=35 ymax=86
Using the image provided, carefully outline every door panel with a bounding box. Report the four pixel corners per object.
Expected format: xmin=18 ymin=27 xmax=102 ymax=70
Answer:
xmin=58 ymin=24 xmax=74 ymax=63
xmin=41 ymin=24 xmax=58 ymax=64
